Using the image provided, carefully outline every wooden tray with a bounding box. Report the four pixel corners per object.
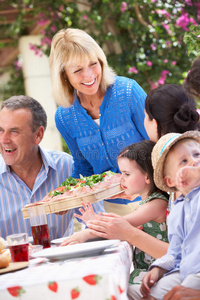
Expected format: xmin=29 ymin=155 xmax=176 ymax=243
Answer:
xmin=0 ymin=261 xmax=29 ymax=274
xmin=21 ymin=183 xmax=123 ymax=219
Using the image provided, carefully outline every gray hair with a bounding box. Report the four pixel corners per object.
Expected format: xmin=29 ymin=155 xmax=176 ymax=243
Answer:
xmin=2 ymin=95 xmax=47 ymax=132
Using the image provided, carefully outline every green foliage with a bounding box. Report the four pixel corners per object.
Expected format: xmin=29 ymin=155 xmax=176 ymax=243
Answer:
xmin=62 ymin=137 xmax=70 ymax=154
xmin=1 ymin=0 xmax=200 ymax=98
xmin=0 ymin=64 xmax=25 ymax=100
xmin=183 ymin=24 xmax=200 ymax=57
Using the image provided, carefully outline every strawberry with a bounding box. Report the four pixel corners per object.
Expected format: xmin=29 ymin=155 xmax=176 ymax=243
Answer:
xmin=106 ymin=296 xmax=117 ymax=300
xmin=118 ymin=285 xmax=124 ymax=294
xmin=7 ymin=286 xmax=25 ymax=297
xmin=71 ymin=287 xmax=80 ymax=299
xmin=48 ymin=281 xmax=58 ymax=293
xmin=83 ymin=274 xmax=102 ymax=285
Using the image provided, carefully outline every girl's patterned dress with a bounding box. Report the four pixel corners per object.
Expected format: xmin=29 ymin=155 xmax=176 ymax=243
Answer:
xmin=129 ymin=191 xmax=169 ymax=284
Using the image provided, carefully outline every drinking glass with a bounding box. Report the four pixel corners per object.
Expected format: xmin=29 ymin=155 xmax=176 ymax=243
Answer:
xmin=28 ymin=206 xmax=51 ymax=248
xmin=7 ymin=233 xmax=29 ymax=262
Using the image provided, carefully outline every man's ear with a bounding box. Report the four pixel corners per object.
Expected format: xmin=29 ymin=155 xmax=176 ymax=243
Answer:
xmin=164 ymin=175 xmax=175 ymax=188
xmin=34 ymin=126 xmax=44 ymax=145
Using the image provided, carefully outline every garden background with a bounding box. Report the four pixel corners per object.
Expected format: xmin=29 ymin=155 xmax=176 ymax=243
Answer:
xmin=0 ymin=0 xmax=200 ymax=152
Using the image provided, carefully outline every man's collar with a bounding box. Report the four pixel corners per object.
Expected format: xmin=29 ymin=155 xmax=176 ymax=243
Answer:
xmin=0 ymin=155 xmax=10 ymax=175
xmin=39 ymin=147 xmax=57 ymax=172
xmin=0 ymin=146 xmax=57 ymax=176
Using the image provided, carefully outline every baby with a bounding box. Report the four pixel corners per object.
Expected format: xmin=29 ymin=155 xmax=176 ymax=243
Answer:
xmin=140 ymin=130 xmax=200 ymax=299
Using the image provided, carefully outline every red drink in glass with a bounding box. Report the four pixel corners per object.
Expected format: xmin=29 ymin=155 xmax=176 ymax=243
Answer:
xmin=9 ymin=243 xmax=29 ymax=262
xmin=31 ymin=224 xmax=51 ymax=248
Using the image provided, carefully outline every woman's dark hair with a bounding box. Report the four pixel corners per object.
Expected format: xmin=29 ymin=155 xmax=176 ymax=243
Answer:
xmin=184 ymin=56 xmax=200 ymax=98
xmin=145 ymin=84 xmax=199 ymax=138
xmin=118 ymin=140 xmax=157 ymax=196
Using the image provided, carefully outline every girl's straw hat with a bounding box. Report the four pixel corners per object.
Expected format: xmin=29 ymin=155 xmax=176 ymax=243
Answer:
xmin=151 ymin=130 xmax=200 ymax=192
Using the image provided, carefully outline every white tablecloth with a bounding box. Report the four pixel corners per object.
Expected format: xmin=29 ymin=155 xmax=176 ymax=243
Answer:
xmin=0 ymin=241 xmax=133 ymax=300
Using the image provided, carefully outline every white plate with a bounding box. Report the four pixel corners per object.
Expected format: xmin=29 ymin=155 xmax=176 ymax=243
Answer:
xmin=32 ymin=239 xmax=120 ymax=260
xmin=51 ymin=237 xmax=66 ymax=245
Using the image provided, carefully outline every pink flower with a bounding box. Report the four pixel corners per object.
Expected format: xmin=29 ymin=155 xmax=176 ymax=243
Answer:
xmin=29 ymin=43 xmax=43 ymax=57
xmin=128 ymin=66 xmax=138 ymax=74
xmin=156 ymin=9 xmax=171 ymax=18
xmin=120 ymin=2 xmax=127 ymax=12
xmin=151 ymin=44 xmax=157 ymax=51
xmin=158 ymin=70 xmax=169 ymax=85
xmin=41 ymin=37 xmax=52 ymax=46
xmin=165 ymin=41 xmax=171 ymax=48
xmin=185 ymin=0 xmax=193 ymax=5
xmin=158 ymin=78 xmax=165 ymax=85
xmin=50 ymin=25 xmax=57 ymax=32
xmin=176 ymin=11 xmax=197 ymax=31
xmin=147 ymin=61 xmax=152 ymax=67
xmin=197 ymin=109 xmax=200 ymax=116
xmin=197 ymin=35 xmax=200 ymax=38
xmin=172 ymin=61 xmax=177 ymax=65
xmin=149 ymin=81 xmax=159 ymax=89
xmin=14 ymin=59 xmax=22 ymax=71
xmin=37 ymin=14 xmax=49 ymax=26
xmin=162 ymin=23 xmax=172 ymax=35
xmin=164 ymin=59 xmax=168 ymax=63
xmin=197 ymin=4 xmax=200 ymax=20
xmin=83 ymin=14 xmax=87 ymax=20
xmin=161 ymin=70 xmax=170 ymax=76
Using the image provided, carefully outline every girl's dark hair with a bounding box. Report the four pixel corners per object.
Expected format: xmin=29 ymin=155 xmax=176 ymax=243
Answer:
xmin=145 ymin=84 xmax=199 ymax=139
xmin=118 ymin=140 xmax=157 ymax=195
xmin=184 ymin=56 xmax=200 ymax=98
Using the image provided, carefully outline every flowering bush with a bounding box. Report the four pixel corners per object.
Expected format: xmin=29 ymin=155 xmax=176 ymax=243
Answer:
xmin=1 ymin=0 xmax=200 ymax=99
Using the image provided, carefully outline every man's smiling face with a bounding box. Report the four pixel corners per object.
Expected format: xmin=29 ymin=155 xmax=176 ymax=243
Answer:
xmin=0 ymin=107 xmax=39 ymax=169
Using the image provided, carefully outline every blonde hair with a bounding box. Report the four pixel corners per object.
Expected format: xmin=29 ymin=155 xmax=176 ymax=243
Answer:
xmin=49 ymin=28 xmax=116 ymax=107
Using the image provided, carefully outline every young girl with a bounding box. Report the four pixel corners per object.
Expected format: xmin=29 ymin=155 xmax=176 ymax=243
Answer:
xmin=75 ymin=140 xmax=169 ymax=284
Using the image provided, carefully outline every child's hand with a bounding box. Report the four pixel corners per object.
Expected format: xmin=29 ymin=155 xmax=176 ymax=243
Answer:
xmin=140 ymin=267 xmax=165 ymax=297
xmin=140 ymin=271 xmax=156 ymax=297
xmin=60 ymin=229 xmax=95 ymax=246
xmin=60 ymin=231 xmax=83 ymax=246
xmin=176 ymin=166 xmax=200 ymax=191
xmin=74 ymin=201 xmax=98 ymax=224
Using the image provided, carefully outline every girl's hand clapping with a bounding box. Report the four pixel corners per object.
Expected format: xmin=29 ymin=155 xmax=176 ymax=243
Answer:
xmin=74 ymin=201 xmax=102 ymax=224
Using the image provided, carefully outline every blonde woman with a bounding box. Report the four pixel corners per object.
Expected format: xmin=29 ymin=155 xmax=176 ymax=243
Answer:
xmin=49 ymin=28 xmax=148 ymax=215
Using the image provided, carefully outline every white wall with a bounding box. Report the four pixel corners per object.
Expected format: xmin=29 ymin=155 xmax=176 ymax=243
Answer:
xmin=19 ymin=35 xmax=62 ymax=151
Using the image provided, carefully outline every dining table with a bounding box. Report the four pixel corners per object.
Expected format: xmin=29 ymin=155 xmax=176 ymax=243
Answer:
xmin=0 ymin=240 xmax=133 ymax=300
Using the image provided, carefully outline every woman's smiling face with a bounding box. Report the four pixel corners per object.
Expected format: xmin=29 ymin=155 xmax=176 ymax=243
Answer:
xmin=65 ymin=59 xmax=102 ymax=96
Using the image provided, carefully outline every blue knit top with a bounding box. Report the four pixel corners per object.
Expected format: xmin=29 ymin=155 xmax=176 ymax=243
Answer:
xmin=55 ymin=76 xmax=148 ymax=204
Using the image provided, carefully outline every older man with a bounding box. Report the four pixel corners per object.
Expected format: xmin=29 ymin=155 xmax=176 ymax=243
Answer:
xmin=0 ymin=95 xmax=104 ymax=240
